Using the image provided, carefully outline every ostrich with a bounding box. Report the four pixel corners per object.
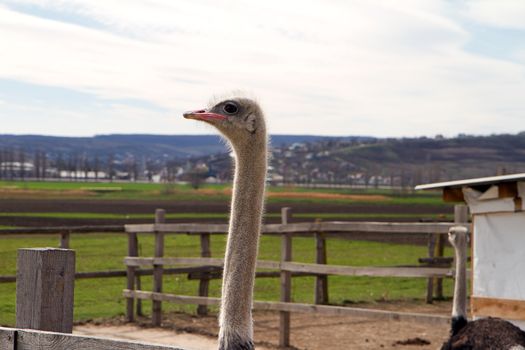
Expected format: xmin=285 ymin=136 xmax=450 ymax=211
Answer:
xmin=441 ymin=226 xmax=525 ymax=350
xmin=183 ymin=95 xmax=267 ymax=350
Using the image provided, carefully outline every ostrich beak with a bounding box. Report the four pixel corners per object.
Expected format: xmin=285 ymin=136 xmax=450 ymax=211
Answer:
xmin=183 ymin=109 xmax=227 ymax=122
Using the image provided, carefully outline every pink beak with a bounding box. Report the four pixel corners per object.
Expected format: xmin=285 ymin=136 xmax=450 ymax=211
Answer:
xmin=183 ymin=109 xmax=227 ymax=122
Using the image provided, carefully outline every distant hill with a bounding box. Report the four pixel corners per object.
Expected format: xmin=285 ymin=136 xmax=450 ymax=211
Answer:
xmin=1 ymin=132 xmax=524 ymax=185
xmin=265 ymin=132 xmax=525 ymax=185
xmin=0 ymin=134 xmax=374 ymax=160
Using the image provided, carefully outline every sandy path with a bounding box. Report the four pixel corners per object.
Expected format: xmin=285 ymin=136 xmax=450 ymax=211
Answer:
xmin=74 ymin=324 xmax=274 ymax=350
xmin=74 ymin=303 xmax=452 ymax=350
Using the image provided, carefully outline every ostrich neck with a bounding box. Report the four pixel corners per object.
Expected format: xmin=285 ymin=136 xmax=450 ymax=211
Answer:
xmin=452 ymin=239 xmax=467 ymax=320
xmin=219 ymin=139 xmax=267 ymax=349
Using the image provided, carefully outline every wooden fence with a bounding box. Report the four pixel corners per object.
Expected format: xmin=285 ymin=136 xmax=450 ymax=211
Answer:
xmin=0 ymin=327 xmax=185 ymax=350
xmin=124 ymin=206 xmax=470 ymax=347
xmin=0 ymin=247 xmax=185 ymax=350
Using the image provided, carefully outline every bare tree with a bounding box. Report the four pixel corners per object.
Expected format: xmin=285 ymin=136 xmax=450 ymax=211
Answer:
xmin=19 ymin=149 xmax=26 ymax=180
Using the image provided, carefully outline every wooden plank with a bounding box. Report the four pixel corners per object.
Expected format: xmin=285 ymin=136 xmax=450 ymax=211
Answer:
xmin=315 ymin=231 xmax=328 ymax=305
xmin=124 ymin=257 xmax=280 ymax=269
xmin=16 ymin=248 xmax=75 ymax=333
xmin=443 ymin=187 xmax=465 ymax=202
xmin=0 ymin=327 xmax=15 ymax=350
xmin=0 ymin=225 xmax=124 ymax=235
xmin=12 ymin=327 xmax=185 ymax=350
xmin=454 ymin=204 xmax=469 ymax=224
xmin=125 ymin=223 xmax=228 ymax=234
xmin=60 ymin=231 xmax=70 ymax=249
xmin=1 ymin=267 xmax=222 ymax=284
xmin=264 ymin=222 xmax=459 ymax=234
xmin=152 ymin=209 xmax=165 ymax=327
xmin=434 ymin=234 xmax=445 ymax=299
xmin=123 ymin=290 xmax=449 ymax=326
xmin=124 ymin=289 xmax=221 ymax=306
xmin=472 ymin=296 xmax=525 ymax=320
xmin=126 ymin=232 xmax=138 ymax=322
xmin=281 ymin=262 xmax=454 ymax=278
xmin=426 ymin=234 xmax=436 ymax=304
xmin=124 ymin=257 xmax=454 ymax=278
xmin=0 ymin=222 xmax=465 ymax=237
xmin=197 ymin=233 xmax=211 ymax=316
xmin=280 ymin=207 xmax=292 ymax=348
xmin=125 ymin=222 xmax=460 ymax=235
xmin=498 ymin=182 xmax=518 ymax=198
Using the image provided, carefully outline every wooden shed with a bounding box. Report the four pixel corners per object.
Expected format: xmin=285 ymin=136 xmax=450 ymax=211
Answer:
xmin=416 ymin=173 xmax=525 ymax=328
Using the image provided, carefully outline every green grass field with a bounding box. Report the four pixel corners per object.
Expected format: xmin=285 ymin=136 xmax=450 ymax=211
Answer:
xmin=0 ymin=180 xmax=444 ymax=205
xmin=0 ymin=211 xmax=453 ymax=221
xmin=0 ymin=232 xmax=454 ymax=327
xmin=0 ymin=179 xmax=452 ymax=327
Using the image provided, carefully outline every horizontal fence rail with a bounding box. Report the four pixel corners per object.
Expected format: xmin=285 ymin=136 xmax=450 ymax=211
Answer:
xmin=0 ymin=225 xmax=124 ymax=235
xmin=123 ymin=205 xmax=470 ymax=348
xmin=122 ymin=290 xmax=450 ymax=326
xmin=0 ymin=326 xmax=185 ymax=350
xmin=125 ymin=221 xmax=461 ymax=235
xmin=123 ymin=257 xmax=459 ymax=278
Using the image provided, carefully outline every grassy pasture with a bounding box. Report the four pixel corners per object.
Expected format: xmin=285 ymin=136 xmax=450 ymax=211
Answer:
xmin=0 ymin=179 xmax=452 ymax=326
xmin=0 ymin=211 xmax=453 ymax=221
xmin=0 ymin=232 xmax=454 ymax=327
xmin=0 ymin=180 xmax=444 ymax=205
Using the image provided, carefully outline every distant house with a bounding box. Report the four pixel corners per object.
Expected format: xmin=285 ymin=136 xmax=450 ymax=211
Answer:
xmin=0 ymin=162 xmax=34 ymax=176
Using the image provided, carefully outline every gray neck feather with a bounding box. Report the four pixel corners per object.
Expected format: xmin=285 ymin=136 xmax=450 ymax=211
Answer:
xmin=218 ymin=136 xmax=267 ymax=350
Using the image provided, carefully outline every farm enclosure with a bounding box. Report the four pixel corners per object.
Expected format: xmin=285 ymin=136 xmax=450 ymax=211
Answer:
xmin=0 ymin=181 xmax=463 ymax=349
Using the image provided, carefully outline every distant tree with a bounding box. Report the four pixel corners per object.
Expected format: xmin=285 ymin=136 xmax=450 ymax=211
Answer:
xmin=82 ymin=155 xmax=90 ymax=181
xmin=94 ymin=156 xmax=100 ymax=180
xmin=41 ymin=151 xmax=47 ymax=179
xmin=107 ymin=154 xmax=115 ymax=181
xmin=7 ymin=148 xmax=14 ymax=179
xmin=19 ymin=149 xmax=26 ymax=180
xmin=33 ymin=151 xmax=41 ymax=179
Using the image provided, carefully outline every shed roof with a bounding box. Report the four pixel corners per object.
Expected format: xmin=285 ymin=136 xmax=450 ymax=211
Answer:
xmin=415 ymin=173 xmax=525 ymax=191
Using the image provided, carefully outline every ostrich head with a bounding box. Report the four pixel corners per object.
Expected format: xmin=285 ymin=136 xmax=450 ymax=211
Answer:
xmin=448 ymin=226 xmax=468 ymax=250
xmin=183 ymin=97 xmax=266 ymax=149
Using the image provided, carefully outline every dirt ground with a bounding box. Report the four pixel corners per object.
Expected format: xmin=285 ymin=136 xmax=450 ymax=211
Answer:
xmin=0 ymin=197 xmax=450 ymax=225
xmin=75 ymin=301 xmax=453 ymax=350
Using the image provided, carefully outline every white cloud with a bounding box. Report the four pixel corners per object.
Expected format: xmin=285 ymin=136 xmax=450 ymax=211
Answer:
xmin=460 ymin=0 xmax=525 ymax=30
xmin=0 ymin=1 xmax=524 ymax=137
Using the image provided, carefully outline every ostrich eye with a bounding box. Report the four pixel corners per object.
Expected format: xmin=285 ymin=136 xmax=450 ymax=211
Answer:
xmin=223 ymin=102 xmax=238 ymax=115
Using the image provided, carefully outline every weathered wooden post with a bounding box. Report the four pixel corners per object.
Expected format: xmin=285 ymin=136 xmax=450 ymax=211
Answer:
xmin=126 ymin=230 xmax=139 ymax=322
xmin=454 ymin=204 xmax=469 ymax=225
xmin=314 ymin=218 xmax=328 ymax=305
xmin=434 ymin=233 xmax=446 ymax=299
xmin=16 ymin=248 xmax=75 ymax=333
xmin=135 ymin=230 xmax=143 ymax=317
xmin=60 ymin=230 xmax=70 ymax=249
xmin=197 ymin=233 xmax=211 ymax=316
xmin=152 ymin=208 xmax=165 ymax=326
xmin=425 ymin=234 xmax=436 ymax=303
xmin=279 ymin=207 xmax=292 ymax=348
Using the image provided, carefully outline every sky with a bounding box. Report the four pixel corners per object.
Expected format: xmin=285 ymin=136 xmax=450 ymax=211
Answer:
xmin=0 ymin=0 xmax=524 ymax=138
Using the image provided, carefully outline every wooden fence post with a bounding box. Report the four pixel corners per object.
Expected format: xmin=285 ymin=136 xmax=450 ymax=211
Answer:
xmin=280 ymin=207 xmax=292 ymax=348
xmin=126 ymin=231 xmax=138 ymax=322
xmin=434 ymin=234 xmax=445 ymax=299
xmin=197 ymin=233 xmax=211 ymax=315
xmin=425 ymin=234 xmax=436 ymax=304
xmin=60 ymin=230 xmax=70 ymax=249
xmin=135 ymin=233 xmax=143 ymax=317
xmin=314 ymin=221 xmax=328 ymax=304
xmin=152 ymin=208 xmax=165 ymax=326
xmin=454 ymin=204 xmax=469 ymax=224
xmin=16 ymin=248 xmax=75 ymax=333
